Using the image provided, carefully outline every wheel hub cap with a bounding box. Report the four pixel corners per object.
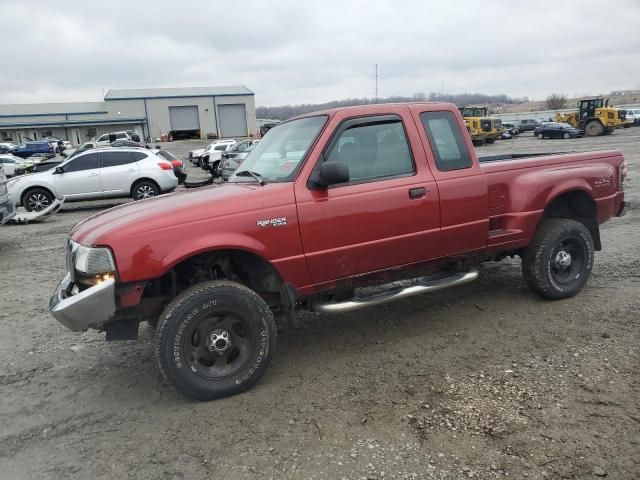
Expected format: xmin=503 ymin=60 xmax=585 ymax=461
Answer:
xmin=206 ymin=328 xmax=232 ymax=355
xmin=555 ymin=250 xmax=572 ymax=268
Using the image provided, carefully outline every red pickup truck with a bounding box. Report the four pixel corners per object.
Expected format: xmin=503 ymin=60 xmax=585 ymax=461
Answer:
xmin=50 ymin=102 xmax=627 ymax=400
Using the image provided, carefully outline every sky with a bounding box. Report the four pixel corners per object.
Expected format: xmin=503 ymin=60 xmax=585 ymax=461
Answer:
xmin=2 ymin=0 xmax=640 ymax=106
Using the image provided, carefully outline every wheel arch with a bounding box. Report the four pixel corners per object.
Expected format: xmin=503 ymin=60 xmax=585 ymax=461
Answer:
xmin=540 ymin=189 xmax=600 ymax=250
xmin=20 ymin=185 xmax=55 ymax=206
xmin=158 ymin=247 xmax=289 ymax=307
xmin=130 ymin=177 xmax=160 ymax=196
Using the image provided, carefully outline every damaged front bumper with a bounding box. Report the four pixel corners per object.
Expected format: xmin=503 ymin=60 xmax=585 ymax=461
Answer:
xmin=49 ymin=273 xmax=116 ymax=332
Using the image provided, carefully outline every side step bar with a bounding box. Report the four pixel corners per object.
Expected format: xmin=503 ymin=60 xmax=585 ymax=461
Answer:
xmin=312 ymin=269 xmax=479 ymax=314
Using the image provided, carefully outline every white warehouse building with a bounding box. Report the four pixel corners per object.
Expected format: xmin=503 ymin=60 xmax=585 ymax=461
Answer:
xmin=0 ymin=85 xmax=256 ymax=144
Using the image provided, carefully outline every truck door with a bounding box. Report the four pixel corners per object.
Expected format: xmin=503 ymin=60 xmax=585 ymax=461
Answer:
xmin=295 ymin=110 xmax=441 ymax=287
xmin=410 ymin=107 xmax=489 ymax=256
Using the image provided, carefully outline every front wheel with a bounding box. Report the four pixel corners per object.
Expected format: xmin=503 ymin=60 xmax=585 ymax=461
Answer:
xmin=156 ymin=280 xmax=277 ymax=400
xmin=537 ymin=133 xmax=544 ymax=139
xmin=563 ymin=132 xmax=570 ymax=139
xmin=522 ymin=219 xmax=594 ymax=299
xmin=585 ymin=120 xmax=604 ymax=136
xmin=23 ymin=188 xmax=54 ymax=212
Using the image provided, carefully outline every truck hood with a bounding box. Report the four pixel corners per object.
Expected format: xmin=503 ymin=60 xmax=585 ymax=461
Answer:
xmin=70 ymin=182 xmax=294 ymax=247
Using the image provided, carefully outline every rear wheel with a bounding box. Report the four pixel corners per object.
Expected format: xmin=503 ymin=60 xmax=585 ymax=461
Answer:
xmin=485 ymin=137 xmax=496 ymax=144
xmin=132 ymin=180 xmax=160 ymax=200
xmin=522 ymin=219 xmax=594 ymax=299
xmin=155 ymin=280 xmax=277 ymax=400
xmin=585 ymin=120 xmax=604 ymax=136
xmin=22 ymin=188 xmax=53 ymax=212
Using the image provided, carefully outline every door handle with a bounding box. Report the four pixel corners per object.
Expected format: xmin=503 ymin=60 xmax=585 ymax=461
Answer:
xmin=88 ymin=172 xmax=99 ymax=177
xmin=409 ymin=187 xmax=427 ymax=199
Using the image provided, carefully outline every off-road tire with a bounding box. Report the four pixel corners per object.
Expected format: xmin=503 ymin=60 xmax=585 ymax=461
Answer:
xmin=132 ymin=180 xmax=160 ymax=200
xmin=585 ymin=120 xmax=604 ymax=137
xmin=486 ymin=137 xmax=496 ymax=144
xmin=522 ymin=219 xmax=594 ymax=300
xmin=22 ymin=188 xmax=54 ymax=212
xmin=155 ymin=280 xmax=277 ymax=401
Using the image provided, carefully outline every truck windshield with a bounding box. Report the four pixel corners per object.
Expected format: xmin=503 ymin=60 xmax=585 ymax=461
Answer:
xmin=228 ymin=115 xmax=327 ymax=183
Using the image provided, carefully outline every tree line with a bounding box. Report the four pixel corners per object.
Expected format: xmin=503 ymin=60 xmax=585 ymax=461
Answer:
xmin=257 ymin=92 xmax=527 ymax=120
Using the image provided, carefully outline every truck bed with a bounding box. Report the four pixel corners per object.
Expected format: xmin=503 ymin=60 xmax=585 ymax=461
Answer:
xmin=478 ymin=149 xmax=625 ymax=252
xmin=477 ymin=152 xmax=568 ymax=163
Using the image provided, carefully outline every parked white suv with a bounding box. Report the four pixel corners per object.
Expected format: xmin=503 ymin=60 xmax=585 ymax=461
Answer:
xmin=96 ymin=131 xmax=132 ymax=147
xmin=7 ymin=148 xmax=178 ymax=212
xmin=189 ymin=139 xmax=237 ymax=167
xmin=625 ymin=108 xmax=640 ymax=125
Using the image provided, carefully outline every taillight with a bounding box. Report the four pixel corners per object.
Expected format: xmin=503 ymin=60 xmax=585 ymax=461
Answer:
xmin=171 ymin=159 xmax=183 ymax=168
xmin=157 ymin=162 xmax=173 ymax=170
xmin=620 ymin=162 xmax=627 ymax=190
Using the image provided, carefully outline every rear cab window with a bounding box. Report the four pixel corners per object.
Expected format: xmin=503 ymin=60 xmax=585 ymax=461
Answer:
xmin=419 ymin=111 xmax=472 ymax=171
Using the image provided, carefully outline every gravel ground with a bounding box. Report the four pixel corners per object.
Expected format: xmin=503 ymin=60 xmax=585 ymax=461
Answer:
xmin=0 ymin=129 xmax=638 ymax=479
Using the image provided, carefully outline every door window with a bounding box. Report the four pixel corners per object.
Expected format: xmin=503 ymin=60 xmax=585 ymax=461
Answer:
xmin=324 ymin=117 xmax=414 ymax=184
xmin=63 ymin=152 xmax=100 ymax=172
xmin=420 ymin=111 xmax=472 ymax=171
xmin=100 ymin=151 xmax=135 ymax=168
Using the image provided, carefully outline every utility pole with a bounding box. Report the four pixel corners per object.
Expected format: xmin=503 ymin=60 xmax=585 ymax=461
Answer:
xmin=375 ymin=64 xmax=378 ymax=102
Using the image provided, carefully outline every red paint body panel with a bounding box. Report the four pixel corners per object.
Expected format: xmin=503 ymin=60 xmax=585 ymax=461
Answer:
xmin=67 ymin=103 xmax=626 ymax=305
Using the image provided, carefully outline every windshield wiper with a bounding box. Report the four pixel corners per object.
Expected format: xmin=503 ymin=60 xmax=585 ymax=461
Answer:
xmin=235 ymin=170 xmax=265 ymax=185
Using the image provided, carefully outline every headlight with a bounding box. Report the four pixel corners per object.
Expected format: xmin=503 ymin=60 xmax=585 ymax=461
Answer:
xmin=74 ymin=243 xmax=115 ymax=275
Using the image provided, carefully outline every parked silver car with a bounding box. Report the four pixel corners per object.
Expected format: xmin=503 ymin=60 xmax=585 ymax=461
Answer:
xmin=7 ymin=147 xmax=178 ymax=211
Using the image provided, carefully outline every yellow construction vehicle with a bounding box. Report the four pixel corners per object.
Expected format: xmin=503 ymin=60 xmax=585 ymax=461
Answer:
xmin=555 ymin=98 xmax=627 ymax=136
xmin=458 ymin=106 xmax=503 ymax=145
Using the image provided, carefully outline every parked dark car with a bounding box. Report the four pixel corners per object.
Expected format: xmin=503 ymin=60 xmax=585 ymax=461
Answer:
xmin=516 ymin=119 xmax=540 ymax=132
xmin=110 ymin=139 xmax=146 ymax=148
xmin=153 ymin=149 xmax=187 ymax=183
xmin=534 ymin=122 xmax=581 ymax=139
xmin=502 ymin=123 xmax=520 ymax=136
xmin=259 ymin=122 xmax=280 ymax=136
xmin=219 ymin=141 xmax=259 ymax=180
xmin=10 ymin=141 xmax=54 ymax=159
xmin=31 ymin=159 xmax=64 ymax=173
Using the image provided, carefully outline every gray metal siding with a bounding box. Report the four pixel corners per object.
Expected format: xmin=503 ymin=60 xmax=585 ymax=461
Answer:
xmin=218 ymin=104 xmax=247 ymax=138
xmin=169 ymin=106 xmax=200 ymax=131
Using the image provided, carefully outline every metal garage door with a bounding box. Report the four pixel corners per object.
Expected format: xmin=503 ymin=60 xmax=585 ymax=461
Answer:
xmin=169 ymin=106 xmax=200 ymax=130
xmin=218 ymin=104 xmax=247 ymax=138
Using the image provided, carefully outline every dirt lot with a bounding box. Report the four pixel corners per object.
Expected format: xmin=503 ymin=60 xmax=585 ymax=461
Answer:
xmin=1 ymin=130 xmax=638 ymax=480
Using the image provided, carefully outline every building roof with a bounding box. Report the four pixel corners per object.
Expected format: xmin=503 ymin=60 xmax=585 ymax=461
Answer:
xmin=0 ymin=102 xmax=107 ymax=117
xmin=104 ymin=86 xmax=254 ymax=100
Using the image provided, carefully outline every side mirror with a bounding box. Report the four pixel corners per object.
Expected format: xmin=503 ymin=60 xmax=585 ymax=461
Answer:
xmin=54 ymin=166 xmax=63 ymax=174
xmin=314 ymin=161 xmax=350 ymax=188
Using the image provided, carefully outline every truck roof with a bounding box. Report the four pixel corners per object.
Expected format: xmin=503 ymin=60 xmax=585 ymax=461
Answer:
xmin=290 ymin=101 xmax=457 ymax=120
